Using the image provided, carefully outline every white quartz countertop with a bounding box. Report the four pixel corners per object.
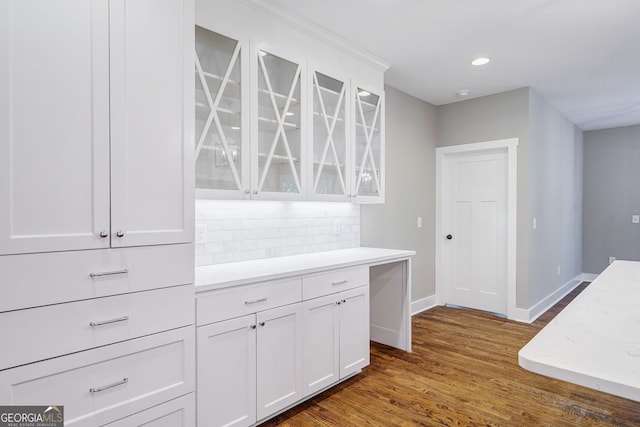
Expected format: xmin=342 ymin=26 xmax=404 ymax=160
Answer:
xmin=518 ymin=260 xmax=640 ymax=402
xmin=195 ymin=247 xmax=415 ymax=293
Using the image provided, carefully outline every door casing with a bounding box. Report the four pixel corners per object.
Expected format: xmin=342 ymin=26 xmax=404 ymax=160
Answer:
xmin=435 ymin=138 xmax=518 ymax=320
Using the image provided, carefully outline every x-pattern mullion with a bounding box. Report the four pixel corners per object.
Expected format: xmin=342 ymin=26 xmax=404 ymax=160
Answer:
xmin=257 ymin=53 xmax=302 ymax=193
xmin=313 ymin=73 xmax=346 ymax=195
xmin=355 ymin=92 xmax=381 ymax=195
xmin=194 ymin=44 xmax=242 ymax=190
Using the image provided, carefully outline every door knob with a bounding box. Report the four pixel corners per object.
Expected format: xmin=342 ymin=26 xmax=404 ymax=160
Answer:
xmin=446 ymin=234 xmax=453 ymax=240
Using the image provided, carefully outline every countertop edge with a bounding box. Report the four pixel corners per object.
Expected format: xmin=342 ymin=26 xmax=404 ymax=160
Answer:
xmin=195 ymin=247 xmax=415 ymax=293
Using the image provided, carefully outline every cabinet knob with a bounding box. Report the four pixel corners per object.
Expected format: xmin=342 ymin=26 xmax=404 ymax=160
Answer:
xmin=446 ymin=234 xmax=453 ymax=240
xmin=250 ymin=324 xmax=257 ymax=330
xmin=259 ymin=321 xmax=266 ymax=327
xmin=244 ymin=189 xmax=250 ymax=195
xmin=99 ymin=231 xmax=109 ymax=238
xmin=252 ymin=190 xmax=258 ymax=195
xmin=116 ymin=231 xmax=125 ymax=238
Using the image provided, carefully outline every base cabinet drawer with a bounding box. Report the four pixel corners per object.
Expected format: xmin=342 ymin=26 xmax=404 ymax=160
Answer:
xmin=0 ymin=327 xmax=195 ymax=427
xmin=0 ymin=285 xmax=194 ymax=370
xmin=302 ymin=266 xmax=369 ymax=300
xmin=104 ymin=394 xmax=195 ymax=427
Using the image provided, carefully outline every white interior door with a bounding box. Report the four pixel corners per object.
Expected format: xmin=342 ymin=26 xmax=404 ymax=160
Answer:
xmin=442 ymin=149 xmax=507 ymax=315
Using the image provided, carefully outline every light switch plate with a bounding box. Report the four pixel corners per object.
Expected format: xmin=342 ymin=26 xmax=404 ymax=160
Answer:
xmin=632 ymin=215 xmax=639 ymax=224
xmin=196 ymin=224 xmax=207 ymax=243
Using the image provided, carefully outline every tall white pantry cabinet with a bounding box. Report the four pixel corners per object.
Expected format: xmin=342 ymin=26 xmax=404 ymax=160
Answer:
xmin=0 ymin=0 xmax=196 ymax=425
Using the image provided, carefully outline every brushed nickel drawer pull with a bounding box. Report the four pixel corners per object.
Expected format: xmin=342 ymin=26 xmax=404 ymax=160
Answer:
xmin=90 ymin=316 xmax=129 ymax=327
xmin=332 ymin=280 xmax=348 ymax=286
xmin=245 ymin=297 xmax=268 ymax=305
xmin=89 ymin=377 xmax=128 ymax=393
xmin=89 ymin=269 xmax=129 ymax=278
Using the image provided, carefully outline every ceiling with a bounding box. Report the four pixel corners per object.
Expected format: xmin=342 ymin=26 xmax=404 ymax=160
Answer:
xmin=269 ymin=0 xmax=640 ymax=131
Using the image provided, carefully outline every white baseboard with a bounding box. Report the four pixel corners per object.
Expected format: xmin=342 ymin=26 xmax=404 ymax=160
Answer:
xmin=517 ymin=273 xmax=587 ymax=323
xmin=411 ymin=295 xmax=437 ymax=316
xmin=581 ymin=272 xmax=598 ymax=282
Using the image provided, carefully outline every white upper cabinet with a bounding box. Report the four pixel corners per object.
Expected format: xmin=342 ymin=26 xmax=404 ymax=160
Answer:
xmin=0 ymin=0 xmax=111 ymax=254
xmin=309 ymin=70 xmax=350 ymax=201
xmin=252 ymin=48 xmax=306 ymax=200
xmin=194 ymin=27 xmax=250 ymax=199
xmin=0 ymin=0 xmax=194 ymax=255
xmin=353 ymin=85 xmax=385 ymax=203
xmin=193 ymin=0 xmax=386 ymax=203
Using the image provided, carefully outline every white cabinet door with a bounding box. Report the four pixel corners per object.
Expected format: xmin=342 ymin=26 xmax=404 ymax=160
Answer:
xmin=0 ymin=0 xmax=111 ymax=255
xmin=309 ymin=69 xmax=350 ymax=201
xmin=352 ymin=84 xmax=384 ymax=204
xmin=302 ymin=294 xmax=340 ymax=397
xmin=256 ymin=303 xmax=303 ymax=421
xmin=109 ymin=0 xmax=194 ymax=247
xmin=252 ymin=48 xmax=306 ymax=200
xmin=339 ymin=286 xmax=370 ymax=378
xmin=197 ymin=315 xmax=257 ymax=427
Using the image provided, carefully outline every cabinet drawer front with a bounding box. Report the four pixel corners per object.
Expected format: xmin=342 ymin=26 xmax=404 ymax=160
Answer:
xmin=197 ymin=278 xmax=301 ymax=326
xmin=104 ymin=394 xmax=195 ymax=427
xmin=0 ymin=244 xmax=194 ymax=312
xmin=0 ymin=327 xmax=195 ymax=427
xmin=0 ymin=285 xmax=194 ymax=371
xmin=302 ymin=266 xmax=369 ymax=300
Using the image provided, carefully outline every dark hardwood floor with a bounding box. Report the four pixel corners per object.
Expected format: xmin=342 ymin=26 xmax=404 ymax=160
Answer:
xmin=261 ymin=282 xmax=640 ymax=426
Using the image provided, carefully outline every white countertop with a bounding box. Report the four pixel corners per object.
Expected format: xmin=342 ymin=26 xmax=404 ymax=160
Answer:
xmin=195 ymin=247 xmax=415 ymax=293
xmin=518 ymin=260 xmax=640 ymax=402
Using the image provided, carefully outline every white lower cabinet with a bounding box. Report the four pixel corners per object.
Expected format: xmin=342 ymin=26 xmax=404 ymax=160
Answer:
xmin=105 ymin=394 xmax=195 ymax=427
xmin=302 ymin=285 xmax=370 ymax=397
xmin=0 ymin=327 xmax=194 ymax=427
xmin=197 ymin=303 xmax=302 ymax=427
xmin=196 ymin=267 xmax=370 ymax=426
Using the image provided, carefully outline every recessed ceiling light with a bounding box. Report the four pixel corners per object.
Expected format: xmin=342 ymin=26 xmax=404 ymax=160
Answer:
xmin=456 ymin=89 xmax=471 ymax=98
xmin=358 ymin=90 xmax=371 ymax=97
xmin=471 ymin=57 xmax=490 ymax=66
xmin=231 ymin=126 xmax=240 ymax=130
xmin=285 ymin=112 xmax=294 ymax=116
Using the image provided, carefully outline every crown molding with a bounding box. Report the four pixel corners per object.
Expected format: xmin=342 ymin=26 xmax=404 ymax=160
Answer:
xmin=239 ymin=0 xmax=390 ymax=72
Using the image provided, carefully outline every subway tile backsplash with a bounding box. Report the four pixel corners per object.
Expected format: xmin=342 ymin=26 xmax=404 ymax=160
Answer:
xmin=195 ymin=200 xmax=360 ymax=266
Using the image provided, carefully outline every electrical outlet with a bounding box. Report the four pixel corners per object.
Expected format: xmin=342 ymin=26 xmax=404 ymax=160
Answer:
xmin=417 ymin=217 xmax=423 ymax=228
xmin=196 ymin=224 xmax=207 ymax=244
xmin=532 ymin=217 xmax=537 ymax=230
xmin=609 ymin=256 xmax=616 ymax=265
xmin=556 ymin=265 xmax=561 ymax=276
xmin=633 ymin=215 xmax=640 ymax=224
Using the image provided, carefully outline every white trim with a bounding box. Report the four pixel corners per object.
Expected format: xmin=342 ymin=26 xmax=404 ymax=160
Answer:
xmin=581 ymin=273 xmax=598 ymax=282
xmin=411 ymin=295 xmax=437 ymax=316
xmin=514 ymin=273 xmax=586 ymax=323
xmin=240 ymin=0 xmax=390 ymax=72
xmin=435 ymin=138 xmax=519 ymax=319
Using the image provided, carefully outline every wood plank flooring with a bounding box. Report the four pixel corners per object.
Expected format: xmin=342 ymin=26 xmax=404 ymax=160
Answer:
xmin=261 ymin=282 xmax=640 ymax=426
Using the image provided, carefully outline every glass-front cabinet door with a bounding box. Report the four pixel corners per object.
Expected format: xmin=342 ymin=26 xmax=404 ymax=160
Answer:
xmin=310 ymin=70 xmax=349 ymax=201
xmin=194 ymin=27 xmax=249 ymax=198
xmin=353 ymin=86 xmax=384 ymax=202
xmin=253 ymin=49 xmax=305 ymax=199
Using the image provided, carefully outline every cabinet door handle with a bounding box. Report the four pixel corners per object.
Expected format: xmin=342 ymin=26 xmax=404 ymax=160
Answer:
xmin=245 ymin=297 xmax=267 ymax=305
xmin=332 ymin=280 xmax=348 ymax=286
xmin=90 ymin=316 xmax=129 ymax=327
xmin=99 ymin=230 xmax=109 ymax=238
xmin=250 ymin=324 xmax=257 ymax=330
xmin=89 ymin=377 xmax=128 ymax=393
xmin=116 ymin=230 xmax=125 ymax=238
xmin=89 ymin=269 xmax=129 ymax=278
xmin=252 ymin=190 xmax=258 ymax=195
xmin=259 ymin=321 xmax=266 ymax=327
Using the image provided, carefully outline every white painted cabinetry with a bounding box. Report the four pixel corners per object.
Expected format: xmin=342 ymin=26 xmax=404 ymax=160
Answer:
xmin=196 ymin=266 xmax=370 ymax=426
xmin=0 ymin=0 xmax=196 ymax=424
xmin=194 ymin=0 xmax=387 ymax=203
xmin=0 ymin=0 xmax=193 ymax=255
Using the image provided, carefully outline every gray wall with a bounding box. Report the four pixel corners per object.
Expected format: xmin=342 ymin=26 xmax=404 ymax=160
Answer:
xmin=583 ymin=124 xmax=640 ymax=274
xmin=361 ymin=85 xmax=437 ymax=303
xmin=528 ymin=89 xmax=583 ymax=306
xmin=436 ymin=88 xmax=531 ymax=308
